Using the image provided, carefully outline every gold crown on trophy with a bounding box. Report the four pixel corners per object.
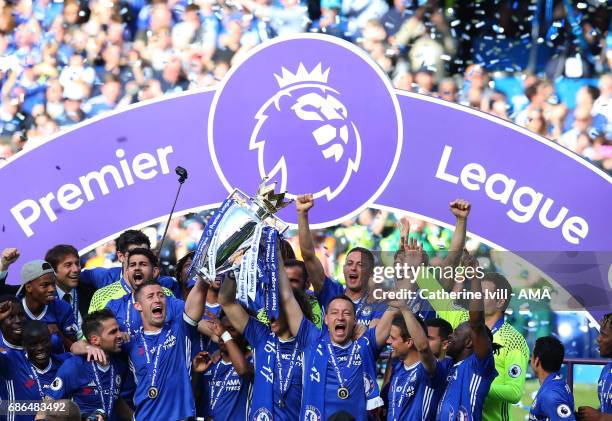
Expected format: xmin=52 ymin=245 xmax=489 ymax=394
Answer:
xmin=254 ymin=177 xmax=293 ymax=215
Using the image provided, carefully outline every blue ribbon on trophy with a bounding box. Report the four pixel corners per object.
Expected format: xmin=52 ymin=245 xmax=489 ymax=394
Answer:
xmin=187 ymin=178 xmax=291 ymax=318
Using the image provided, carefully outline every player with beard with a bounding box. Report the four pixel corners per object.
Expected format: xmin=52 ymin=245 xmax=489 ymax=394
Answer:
xmin=0 ymin=316 xmax=70 ymax=421
xmin=119 ymin=277 xmax=207 ymax=420
xmin=87 ymin=230 xmax=180 ymax=312
xmin=217 ymin=268 xmax=313 ymax=421
xmin=577 ymin=313 xmax=612 ymax=421
xmin=43 ymin=310 xmax=132 ymax=420
xmin=193 ymin=312 xmax=253 ymax=420
xmin=105 ymin=248 xmax=179 ymax=335
xmin=529 ymin=336 xmax=576 ymax=421
xmin=432 ymin=243 xmax=500 ymax=421
xmin=0 ymin=296 xmax=26 ymax=407
xmin=278 ymin=246 xmax=397 ymax=421
xmin=17 ymin=260 xmax=78 ymax=354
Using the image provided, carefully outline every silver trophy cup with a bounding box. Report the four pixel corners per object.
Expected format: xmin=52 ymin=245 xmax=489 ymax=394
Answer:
xmin=187 ymin=179 xmax=292 ymax=284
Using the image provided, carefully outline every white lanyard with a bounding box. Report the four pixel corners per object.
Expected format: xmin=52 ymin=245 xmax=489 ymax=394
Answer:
xmin=91 ymin=362 xmax=115 ymax=418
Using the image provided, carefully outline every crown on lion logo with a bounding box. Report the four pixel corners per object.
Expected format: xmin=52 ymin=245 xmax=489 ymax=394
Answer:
xmin=273 ymin=63 xmax=330 ymax=89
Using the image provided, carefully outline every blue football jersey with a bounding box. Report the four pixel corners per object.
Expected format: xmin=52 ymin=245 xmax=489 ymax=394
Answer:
xmin=297 ymin=317 xmax=381 ymax=421
xmin=529 ymin=372 xmax=576 ymax=421
xmin=599 ymin=362 xmax=612 ymax=414
xmin=243 ymin=317 xmax=303 ymax=421
xmin=46 ymin=354 xmax=127 ymax=419
xmin=436 ymin=352 xmax=498 ymax=421
xmin=106 ymin=293 xmax=185 ymax=335
xmin=387 ymin=359 xmax=447 ymax=421
xmin=201 ymin=355 xmax=253 ymax=420
xmin=21 ymin=298 xmax=77 ymax=354
xmin=123 ymin=312 xmax=198 ymax=421
xmin=0 ymin=347 xmax=69 ymax=421
xmin=316 ymin=277 xmax=387 ymax=327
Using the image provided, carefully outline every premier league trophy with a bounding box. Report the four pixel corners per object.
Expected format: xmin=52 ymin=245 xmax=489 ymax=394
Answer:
xmin=187 ymin=178 xmax=292 ymax=318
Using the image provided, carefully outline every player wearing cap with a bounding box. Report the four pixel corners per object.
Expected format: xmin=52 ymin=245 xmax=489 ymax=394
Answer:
xmin=529 ymin=336 xmax=576 ymax=421
xmin=44 ymin=310 xmax=132 ymax=420
xmin=17 ymin=260 xmax=78 ymax=354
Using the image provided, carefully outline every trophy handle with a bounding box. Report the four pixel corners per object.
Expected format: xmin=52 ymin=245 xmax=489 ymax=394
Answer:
xmin=229 ymin=189 xmax=290 ymax=234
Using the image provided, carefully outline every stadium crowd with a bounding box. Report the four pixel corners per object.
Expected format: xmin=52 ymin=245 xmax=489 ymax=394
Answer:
xmin=0 ymin=195 xmax=610 ymax=421
xmin=0 ymin=0 xmax=610 ymax=171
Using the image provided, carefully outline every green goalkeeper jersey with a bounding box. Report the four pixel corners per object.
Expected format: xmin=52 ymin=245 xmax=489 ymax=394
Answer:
xmin=416 ymin=273 xmax=529 ymax=421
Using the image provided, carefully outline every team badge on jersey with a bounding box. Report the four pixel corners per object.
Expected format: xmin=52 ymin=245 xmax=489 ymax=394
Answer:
xmin=557 ymin=404 xmax=572 ymax=418
xmin=457 ymin=406 xmax=469 ymax=421
xmin=304 ymin=405 xmax=322 ymax=421
xmin=361 ymin=306 xmax=372 ymax=317
xmin=253 ymin=408 xmax=273 ymax=421
xmin=508 ymin=364 xmax=522 ymax=378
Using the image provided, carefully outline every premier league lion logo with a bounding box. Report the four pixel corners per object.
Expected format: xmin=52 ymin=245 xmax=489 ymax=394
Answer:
xmin=249 ymin=63 xmax=362 ymax=200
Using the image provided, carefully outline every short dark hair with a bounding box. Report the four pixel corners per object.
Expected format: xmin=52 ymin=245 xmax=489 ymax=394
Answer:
xmin=0 ymin=295 xmax=20 ymax=305
xmin=392 ymin=314 xmax=427 ymax=341
xmin=284 ymin=259 xmax=308 ymax=282
xmin=293 ymin=288 xmax=314 ymax=322
xmin=116 ymin=230 xmax=151 ymax=254
xmin=346 ymin=247 xmax=375 ymax=279
xmin=82 ymin=309 xmax=116 ymax=342
xmin=533 ymin=335 xmax=565 ymax=372
xmin=602 ymin=313 xmax=612 ymax=332
xmin=328 ymin=295 xmax=356 ymax=314
xmin=135 ymin=280 xmax=163 ymax=301
xmin=45 ymin=245 xmax=79 ymax=271
xmin=425 ymin=318 xmax=453 ymax=340
xmin=175 ymin=251 xmax=195 ymax=284
xmin=127 ymin=248 xmax=159 ymax=268
xmin=482 ymin=272 xmax=513 ymax=312
xmin=22 ymin=320 xmax=50 ymax=344
xmin=280 ymin=239 xmax=296 ymax=260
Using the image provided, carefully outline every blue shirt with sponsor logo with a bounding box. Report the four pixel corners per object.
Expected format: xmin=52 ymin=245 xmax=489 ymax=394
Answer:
xmin=316 ymin=277 xmax=387 ymax=327
xmin=122 ymin=312 xmax=198 ymax=421
xmin=21 ymin=298 xmax=77 ymax=354
xmin=297 ymin=317 xmax=381 ymax=421
xmin=0 ymin=348 xmax=69 ymax=421
xmin=529 ymin=372 xmax=576 ymax=421
xmin=46 ymin=354 xmax=127 ymax=419
xmin=201 ymin=355 xmax=253 ymax=420
xmin=387 ymin=359 xmax=447 ymax=421
xmin=436 ymin=352 xmax=498 ymax=421
xmin=243 ymin=316 xmax=303 ymax=421
xmin=599 ymin=362 xmax=612 ymax=413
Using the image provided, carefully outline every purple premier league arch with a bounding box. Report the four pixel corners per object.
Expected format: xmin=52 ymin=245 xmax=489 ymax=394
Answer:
xmin=0 ymin=34 xmax=609 ymax=321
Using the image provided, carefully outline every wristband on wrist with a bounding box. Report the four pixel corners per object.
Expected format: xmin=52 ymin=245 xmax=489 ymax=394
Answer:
xmin=221 ymin=331 xmax=233 ymax=343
